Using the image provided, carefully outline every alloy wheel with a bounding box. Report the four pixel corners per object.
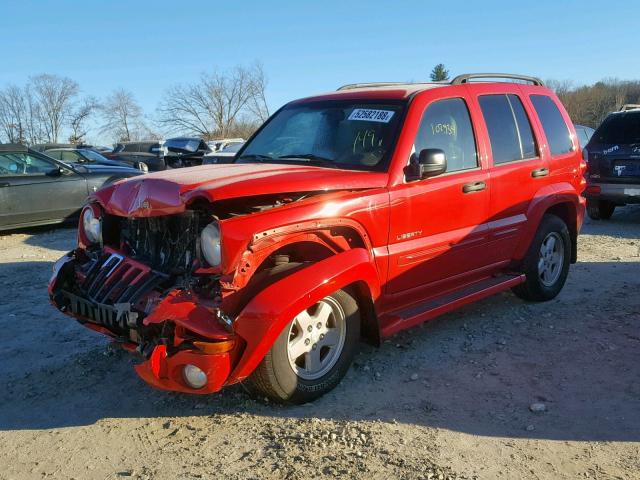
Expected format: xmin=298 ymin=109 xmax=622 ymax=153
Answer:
xmin=287 ymin=297 xmax=347 ymax=380
xmin=538 ymin=232 xmax=565 ymax=287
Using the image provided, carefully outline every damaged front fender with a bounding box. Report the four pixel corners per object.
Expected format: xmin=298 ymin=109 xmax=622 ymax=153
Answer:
xmin=228 ymin=248 xmax=380 ymax=383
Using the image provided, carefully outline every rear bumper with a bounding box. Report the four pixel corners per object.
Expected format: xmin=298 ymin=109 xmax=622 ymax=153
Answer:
xmin=585 ymin=181 xmax=640 ymax=204
xmin=49 ymin=250 xmax=240 ymax=395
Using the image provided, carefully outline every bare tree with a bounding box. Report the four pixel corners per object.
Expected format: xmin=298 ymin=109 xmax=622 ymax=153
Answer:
xmin=247 ymin=63 xmax=270 ymax=122
xmin=101 ymin=89 xmax=146 ymax=142
xmin=24 ymin=85 xmax=48 ymax=145
xmin=0 ymin=85 xmax=28 ymax=143
xmin=29 ymin=74 xmax=79 ymax=142
xmin=68 ymin=96 xmax=99 ymax=144
xmin=158 ymin=63 xmax=269 ymax=139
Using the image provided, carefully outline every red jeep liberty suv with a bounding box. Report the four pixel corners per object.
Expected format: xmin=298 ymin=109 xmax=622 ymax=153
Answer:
xmin=49 ymin=73 xmax=586 ymax=403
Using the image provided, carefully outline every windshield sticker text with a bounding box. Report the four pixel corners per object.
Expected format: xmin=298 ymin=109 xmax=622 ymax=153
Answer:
xmin=348 ymin=109 xmax=395 ymax=123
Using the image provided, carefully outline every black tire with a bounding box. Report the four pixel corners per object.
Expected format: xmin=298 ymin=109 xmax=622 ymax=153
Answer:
xmin=248 ymin=288 xmax=360 ymax=404
xmin=586 ymin=198 xmax=615 ymax=220
xmin=512 ymin=214 xmax=571 ymax=302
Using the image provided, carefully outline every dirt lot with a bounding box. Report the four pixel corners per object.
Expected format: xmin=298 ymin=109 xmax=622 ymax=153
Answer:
xmin=1 ymin=207 xmax=639 ymax=480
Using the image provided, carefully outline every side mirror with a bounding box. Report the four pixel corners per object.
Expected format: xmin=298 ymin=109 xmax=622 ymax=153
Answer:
xmin=417 ymin=149 xmax=447 ymax=178
xmin=49 ymin=166 xmax=70 ymax=177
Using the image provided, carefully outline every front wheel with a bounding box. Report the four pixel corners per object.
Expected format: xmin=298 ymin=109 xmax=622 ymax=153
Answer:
xmin=512 ymin=214 xmax=571 ymax=302
xmin=248 ymin=288 xmax=360 ymax=404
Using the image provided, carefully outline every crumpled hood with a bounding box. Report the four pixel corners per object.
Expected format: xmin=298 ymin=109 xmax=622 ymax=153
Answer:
xmin=91 ymin=163 xmax=388 ymax=217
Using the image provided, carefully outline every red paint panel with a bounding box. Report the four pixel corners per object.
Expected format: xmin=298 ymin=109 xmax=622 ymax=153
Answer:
xmin=92 ymin=164 xmax=388 ymax=218
xmin=228 ymin=248 xmax=380 ymax=382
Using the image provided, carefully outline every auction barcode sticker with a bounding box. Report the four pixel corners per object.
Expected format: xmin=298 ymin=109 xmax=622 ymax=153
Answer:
xmin=348 ymin=108 xmax=395 ymax=123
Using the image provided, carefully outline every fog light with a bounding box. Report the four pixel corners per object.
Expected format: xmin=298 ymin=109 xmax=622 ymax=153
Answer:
xmin=182 ymin=364 xmax=208 ymax=389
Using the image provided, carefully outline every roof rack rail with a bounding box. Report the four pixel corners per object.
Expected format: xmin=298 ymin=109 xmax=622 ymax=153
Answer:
xmin=451 ymin=73 xmax=545 ymax=87
xmin=337 ymin=82 xmax=412 ymax=91
xmin=619 ymin=104 xmax=640 ymax=112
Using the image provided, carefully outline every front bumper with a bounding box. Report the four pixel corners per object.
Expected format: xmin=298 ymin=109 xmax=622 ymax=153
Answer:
xmin=49 ymin=250 xmax=240 ymax=394
xmin=585 ymin=181 xmax=640 ymax=204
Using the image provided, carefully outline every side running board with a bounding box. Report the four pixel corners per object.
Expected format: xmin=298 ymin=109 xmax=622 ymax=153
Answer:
xmin=381 ymin=273 xmax=525 ymax=337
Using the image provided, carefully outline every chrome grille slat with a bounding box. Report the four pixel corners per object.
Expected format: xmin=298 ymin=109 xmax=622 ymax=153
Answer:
xmin=92 ymin=263 xmax=131 ymax=304
xmin=86 ymin=255 xmax=122 ymax=297
xmin=100 ymin=266 xmax=140 ymax=304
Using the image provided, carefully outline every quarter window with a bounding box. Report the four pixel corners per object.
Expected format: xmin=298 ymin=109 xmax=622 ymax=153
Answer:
xmin=479 ymin=94 xmax=537 ymax=164
xmin=530 ymin=95 xmax=573 ymax=156
xmin=413 ymin=98 xmax=478 ymax=172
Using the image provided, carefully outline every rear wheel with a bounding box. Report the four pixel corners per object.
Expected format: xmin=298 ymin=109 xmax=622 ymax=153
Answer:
xmin=586 ymin=198 xmax=615 ymax=220
xmin=512 ymin=214 xmax=571 ymax=302
xmin=248 ymin=288 xmax=360 ymax=404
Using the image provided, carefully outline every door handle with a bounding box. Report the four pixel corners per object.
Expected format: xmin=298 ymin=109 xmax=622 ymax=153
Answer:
xmin=531 ymin=167 xmax=549 ymax=178
xmin=0 ymin=182 xmax=10 ymax=188
xmin=462 ymin=181 xmax=486 ymax=193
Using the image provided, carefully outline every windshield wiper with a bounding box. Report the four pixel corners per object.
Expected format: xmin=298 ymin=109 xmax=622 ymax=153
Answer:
xmin=277 ymin=154 xmax=337 ymax=168
xmin=237 ymin=154 xmax=273 ymax=162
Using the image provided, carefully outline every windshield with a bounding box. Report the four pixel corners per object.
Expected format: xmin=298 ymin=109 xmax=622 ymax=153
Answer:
xmin=238 ymin=100 xmax=405 ymax=171
xmin=79 ymin=149 xmax=109 ymax=163
xmin=592 ymin=112 xmax=640 ymax=145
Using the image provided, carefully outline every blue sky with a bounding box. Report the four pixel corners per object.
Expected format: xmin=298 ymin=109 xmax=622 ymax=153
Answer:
xmin=2 ymin=0 xmax=639 ymax=143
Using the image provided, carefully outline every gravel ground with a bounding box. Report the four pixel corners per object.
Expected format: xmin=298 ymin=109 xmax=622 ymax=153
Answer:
xmin=1 ymin=206 xmax=639 ymax=480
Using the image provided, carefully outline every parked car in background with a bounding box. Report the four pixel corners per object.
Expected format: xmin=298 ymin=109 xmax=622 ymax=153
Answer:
xmin=583 ymin=105 xmax=640 ymax=219
xmin=105 ymin=141 xmax=166 ymax=171
xmin=207 ymin=138 xmax=244 ymax=152
xmin=32 ymin=143 xmax=109 ymax=155
xmin=574 ymin=124 xmax=595 ymax=148
xmin=49 ymin=73 xmax=585 ymax=403
xmin=202 ymin=141 xmax=244 ymax=164
xmin=45 ymin=148 xmax=148 ymax=172
xmin=164 ymin=137 xmax=212 ymax=167
xmin=92 ymin=146 xmax=114 ymax=154
xmin=0 ymin=143 xmax=142 ymax=231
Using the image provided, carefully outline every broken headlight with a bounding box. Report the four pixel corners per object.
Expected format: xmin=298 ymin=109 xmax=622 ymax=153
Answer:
xmin=200 ymin=222 xmax=221 ymax=267
xmin=81 ymin=205 xmax=102 ymax=244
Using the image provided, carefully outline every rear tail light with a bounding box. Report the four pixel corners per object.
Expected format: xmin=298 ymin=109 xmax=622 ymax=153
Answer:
xmin=586 ymin=185 xmax=601 ymax=195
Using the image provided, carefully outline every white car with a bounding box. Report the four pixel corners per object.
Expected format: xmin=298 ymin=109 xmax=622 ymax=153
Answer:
xmin=207 ymin=138 xmax=245 ymax=152
xmin=202 ymin=141 xmax=244 ymax=164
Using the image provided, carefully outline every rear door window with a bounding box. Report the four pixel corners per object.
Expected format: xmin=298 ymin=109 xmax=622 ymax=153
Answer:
xmin=530 ymin=95 xmax=573 ymax=155
xmin=60 ymin=151 xmax=81 ymax=162
xmin=479 ymin=94 xmax=537 ymax=164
